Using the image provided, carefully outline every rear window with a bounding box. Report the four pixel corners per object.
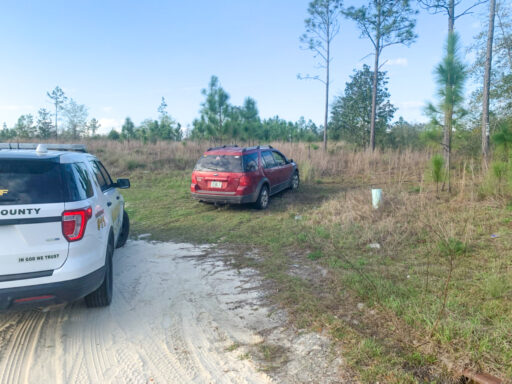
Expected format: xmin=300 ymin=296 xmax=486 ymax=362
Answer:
xmin=0 ymin=160 xmax=65 ymax=205
xmin=195 ymin=155 xmax=243 ymax=172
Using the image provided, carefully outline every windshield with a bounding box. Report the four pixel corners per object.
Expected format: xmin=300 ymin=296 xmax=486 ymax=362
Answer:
xmin=194 ymin=155 xmax=243 ymax=172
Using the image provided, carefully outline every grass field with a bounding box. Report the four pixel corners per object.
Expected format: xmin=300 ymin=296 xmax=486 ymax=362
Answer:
xmin=90 ymin=141 xmax=511 ymax=383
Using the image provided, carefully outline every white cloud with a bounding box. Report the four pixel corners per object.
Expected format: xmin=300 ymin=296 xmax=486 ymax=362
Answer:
xmin=395 ymin=100 xmax=428 ymax=122
xmin=97 ymin=118 xmax=123 ymax=134
xmin=385 ymin=58 xmax=408 ymax=67
xmin=102 ymin=106 xmax=113 ymax=112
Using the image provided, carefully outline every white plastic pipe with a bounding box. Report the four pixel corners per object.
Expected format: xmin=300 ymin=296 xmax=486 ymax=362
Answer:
xmin=372 ymin=189 xmax=382 ymax=209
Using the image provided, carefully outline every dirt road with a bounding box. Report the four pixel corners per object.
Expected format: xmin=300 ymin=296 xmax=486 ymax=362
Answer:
xmin=0 ymin=240 xmax=344 ymax=384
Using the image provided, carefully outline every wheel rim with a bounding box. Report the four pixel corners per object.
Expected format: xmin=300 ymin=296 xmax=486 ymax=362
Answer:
xmin=261 ymin=189 xmax=269 ymax=207
xmin=292 ymin=174 xmax=299 ymax=189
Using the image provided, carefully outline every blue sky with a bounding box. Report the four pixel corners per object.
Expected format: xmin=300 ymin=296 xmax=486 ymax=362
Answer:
xmin=0 ymin=0 xmax=485 ymax=134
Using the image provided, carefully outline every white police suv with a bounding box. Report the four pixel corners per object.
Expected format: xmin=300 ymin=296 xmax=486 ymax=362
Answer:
xmin=0 ymin=143 xmax=130 ymax=309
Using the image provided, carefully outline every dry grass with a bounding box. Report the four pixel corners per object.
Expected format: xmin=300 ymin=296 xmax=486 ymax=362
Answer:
xmin=83 ymin=139 xmax=433 ymax=185
xmin=16 ymin=138 xmax=433 ymax=185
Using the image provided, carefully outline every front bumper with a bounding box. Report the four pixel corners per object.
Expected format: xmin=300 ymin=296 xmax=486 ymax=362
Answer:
xmin=191 ymin=191 xmax=257 ymax=204
xmin=0 ymin=267 xmax=105 ymax=310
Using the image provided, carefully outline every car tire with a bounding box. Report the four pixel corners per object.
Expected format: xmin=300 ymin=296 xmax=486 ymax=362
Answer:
xmin=116 ymin=211 xmax=130 ymax=249
xmin=85 ymin=233 xmax=114 ymax=308
xmin=290 ymin=172 xmax=300 ymax=191
xmin=254 ymin=185 xmax=270 ymax=210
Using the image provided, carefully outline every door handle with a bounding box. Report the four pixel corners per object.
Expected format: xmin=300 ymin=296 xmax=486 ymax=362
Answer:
xmin=107 ymin=202 xmax=112 ymax=207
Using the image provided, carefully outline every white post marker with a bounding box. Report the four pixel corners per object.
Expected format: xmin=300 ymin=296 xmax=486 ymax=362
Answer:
xmin=372 ymin=188 xmax=382 ymax=209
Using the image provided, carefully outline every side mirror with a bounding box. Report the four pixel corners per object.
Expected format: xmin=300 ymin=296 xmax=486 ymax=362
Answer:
xmin=289 ymin=158 xmax=294 ymax=164
xmin=116 ymin=178 xmax=131 ymax=189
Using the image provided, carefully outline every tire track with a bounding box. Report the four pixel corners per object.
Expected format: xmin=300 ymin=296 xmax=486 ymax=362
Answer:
xmin=0 ymin=311 xmax=47 ymax=384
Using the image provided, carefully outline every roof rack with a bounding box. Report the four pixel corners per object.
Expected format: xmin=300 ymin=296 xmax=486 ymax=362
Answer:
xmin=206 ymin=144 xmax=239 ymax=151
xmin=0 ymin=143 xmax=87 ymax=153
xmin=241 ymin=145 xmax=273 ymax=152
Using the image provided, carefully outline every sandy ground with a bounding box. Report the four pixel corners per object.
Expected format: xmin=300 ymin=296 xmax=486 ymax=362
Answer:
xmin=0 ymin=240 xmax=346 ymax=384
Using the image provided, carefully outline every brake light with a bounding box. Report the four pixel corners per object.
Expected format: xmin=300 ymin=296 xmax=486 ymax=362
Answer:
xmin=62 ymin=206 xmax=92 ymax=242
xmin=191 ymin=173 xmax=197 ymax=184
xmin=239 ymin=175 xmax=251 ymax=186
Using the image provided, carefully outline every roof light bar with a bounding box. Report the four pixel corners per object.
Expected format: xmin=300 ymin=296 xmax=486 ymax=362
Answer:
xmin=0 ymin=143 xmax=87 ymax=153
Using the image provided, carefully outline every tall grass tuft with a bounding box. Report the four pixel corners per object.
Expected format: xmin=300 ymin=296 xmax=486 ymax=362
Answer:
xmin=431 ymin=154 xmax=444 ymax=196
xmin=491 ymin=161 xmax=509 ymax=195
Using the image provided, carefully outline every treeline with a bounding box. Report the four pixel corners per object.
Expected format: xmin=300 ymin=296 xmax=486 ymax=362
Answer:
xmin=0 ymin=80 xmax=322 ymax=144
xmin=0 ymin=88 xmax=184 ymax=142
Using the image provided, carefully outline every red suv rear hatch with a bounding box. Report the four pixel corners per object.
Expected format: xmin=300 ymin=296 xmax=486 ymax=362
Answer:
xmin=193 ymin=154 xmax=243 ymax=193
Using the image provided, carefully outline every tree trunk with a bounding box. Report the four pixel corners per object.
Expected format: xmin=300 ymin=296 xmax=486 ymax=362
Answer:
xmin=448 ymin=0 xmax=455 ymax=33
xmin=443 ymin=0 xmax=455 ymax=192
xmin=55 ymin=105 xmax=58 ymax=138
xmin=323 ymin=50 xmax=329 ymax=152
xmin=370 ymin=44 xmax=379 ymax=152
xmin=370 ymin=1 xmax=381 ymax=152
xmin=482 ymin=0 xmax=497 ymax=165
xmin=447 ymin=107 xmax=452 ymax=193
xmin=323 ymin=10 xmax=330 ymax=152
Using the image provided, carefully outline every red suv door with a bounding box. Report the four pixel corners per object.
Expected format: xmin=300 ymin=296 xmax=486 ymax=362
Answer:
xmin=261 ymin=151 xmax=279 ymax=193
xmin=271 ymin=151 xmax=294 ymax=191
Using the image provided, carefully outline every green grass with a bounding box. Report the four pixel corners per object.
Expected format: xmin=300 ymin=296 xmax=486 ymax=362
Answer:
xmin=122 ymin=170 xmax=512 ymax=383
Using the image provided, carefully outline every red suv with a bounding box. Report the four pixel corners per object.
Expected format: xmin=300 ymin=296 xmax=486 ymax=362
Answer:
xmin=190 ymin=145 xmax=299 ymax=209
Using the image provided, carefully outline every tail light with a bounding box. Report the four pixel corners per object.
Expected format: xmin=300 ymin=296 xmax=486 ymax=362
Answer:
xmin=239 ymin=175 xmax=250 ymax=186
xmin=191 ymin=173 xmax=197 ymax=184
xmin=62 ymin=207 xmax=92 ymax=242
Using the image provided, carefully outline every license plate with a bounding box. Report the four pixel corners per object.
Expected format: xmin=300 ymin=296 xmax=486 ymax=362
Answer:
xmin=210 ymin=181 xmax=222 ymax=188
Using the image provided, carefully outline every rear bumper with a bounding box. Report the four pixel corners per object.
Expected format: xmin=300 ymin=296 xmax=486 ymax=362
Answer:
xmin=0 ymin=267 xmax=105 ymax=310
xmin=191 ymin=191 xmax=257 ymax=204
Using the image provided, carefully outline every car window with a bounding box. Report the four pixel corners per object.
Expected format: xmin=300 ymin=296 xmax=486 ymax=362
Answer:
xmin=0 ymin=160 xmax=64 ymax=205
xmin=272 ymin=151 xmax=287 ymax=166
xmin=243 ymin=153 xmax=259 ymax=172
xmin=97 ymin=161 xmax=114 ymax=187
xmin=261 ymin=151 xmax=276 ymax=169
xmin=90 ymin=161 xmax=108 ymax=191
xmin=64 ymin=162 xmax=94 ymax=201
xmin=194 ymin=155 xmax=243 ymax=172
